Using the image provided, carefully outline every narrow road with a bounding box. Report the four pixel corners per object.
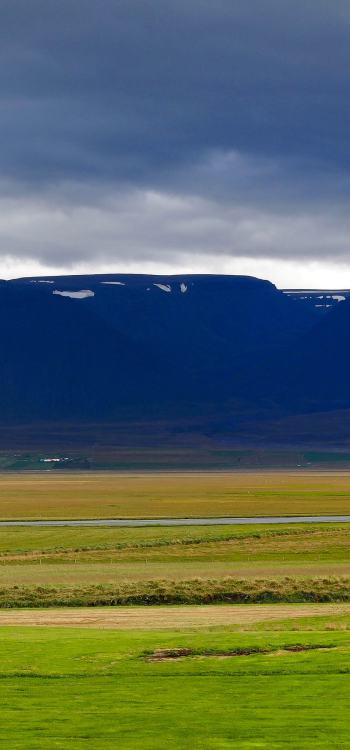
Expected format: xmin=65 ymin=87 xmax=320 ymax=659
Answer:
xmin=0 ymin=515 xmax=350 ymax=527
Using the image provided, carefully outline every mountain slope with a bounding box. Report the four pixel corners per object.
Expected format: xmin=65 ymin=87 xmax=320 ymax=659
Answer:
xmin=3 ymin=271 xmax=349 ymax=436
xmin=0 ymin=273 xmax=317 ymax=422
xmin=283 ymin=296 xmax=350 ymax=411
xmin=0 ymin=281 xmax=166 ymax=421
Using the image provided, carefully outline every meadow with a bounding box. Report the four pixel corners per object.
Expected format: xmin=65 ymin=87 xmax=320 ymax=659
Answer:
xmin=1 ymin=470 xmax=350 ymax=519
xmin=2 ymin=471 xmax=350 ymax=746
xmin=1 ymin=522 xmax=350 ymax=604
xmin=3 ymin=609 xmax=350 ymax=748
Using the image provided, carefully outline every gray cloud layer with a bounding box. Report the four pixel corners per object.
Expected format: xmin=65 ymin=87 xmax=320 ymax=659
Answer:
xmin=0 ymin=0 xmax=350 ymax=275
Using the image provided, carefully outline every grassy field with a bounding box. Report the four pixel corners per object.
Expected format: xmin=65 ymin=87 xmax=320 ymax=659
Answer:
xmin=1 ymin=522 xmax=350 ymax=601
xmin=6 ymin=560 xmax=350 ymax=586
xmin=1 ymin=471 xmax=350 ymax=519
xmin=4 ymin=611 xmax=350 ymax=747
xmin=1 ymin=521 xmax=350 ymax=561
xmin=0 ymin=471 xmax=350 ymax=602
xmin=3 ymin=472 xmax=350 ymax=746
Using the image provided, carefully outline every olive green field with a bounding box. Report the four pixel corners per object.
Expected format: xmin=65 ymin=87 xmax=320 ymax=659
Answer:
xmin=1 ymin=470 xmax=350 ymax=519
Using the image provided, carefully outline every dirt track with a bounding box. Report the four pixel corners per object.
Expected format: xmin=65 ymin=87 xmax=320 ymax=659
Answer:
xmin=1 ymin=603 xmax=350 ymax=629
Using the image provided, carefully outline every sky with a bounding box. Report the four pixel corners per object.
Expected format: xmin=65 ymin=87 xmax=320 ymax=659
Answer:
xmin=0 ymin=0 xmax=350 ymax=288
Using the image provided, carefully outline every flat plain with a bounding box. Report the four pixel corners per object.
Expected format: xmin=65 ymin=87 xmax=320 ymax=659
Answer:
xmin=3 ymin=470 xmax=350 ymax=747
xmin=1 ymin=470 xmax=350 ymax=519
xmin=1 ymin=506 xmax=350 ymax=603
xmin=2 ymin=522 xmax=350 ymax=592
xmin=3 ymin=612 xmax=350 ymax=748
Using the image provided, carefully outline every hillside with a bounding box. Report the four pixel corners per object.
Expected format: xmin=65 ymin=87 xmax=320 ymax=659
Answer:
xmin=0 ymin=272 xmax=347 ymax=447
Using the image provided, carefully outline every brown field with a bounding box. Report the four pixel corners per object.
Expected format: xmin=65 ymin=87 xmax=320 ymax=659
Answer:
xmin=1 ymin=471 xmax=350 ymax=519
xmin=2 ymin=602 xmax=350 ymax=628
xmin=3 ymin=560 xmax=350 ymax=586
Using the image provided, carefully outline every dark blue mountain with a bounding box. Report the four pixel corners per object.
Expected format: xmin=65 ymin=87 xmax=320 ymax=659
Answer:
xmin=0 ymin=272 xmax=339 ymax=430
xmin=281 ymin=295 xmax=350 ymax=411
xmin=0 ymin=280 xmax=164 ymax=421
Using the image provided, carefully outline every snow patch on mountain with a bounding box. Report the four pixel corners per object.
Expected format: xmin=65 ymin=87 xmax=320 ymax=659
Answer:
xmin=53 ymin=290 xmax=95 ymax=299
xmin=153 ymin=283 xmax=171 ymax=293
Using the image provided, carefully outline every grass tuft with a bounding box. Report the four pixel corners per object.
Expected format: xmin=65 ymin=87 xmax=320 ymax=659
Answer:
xmin=2 ymin=575 xmax=350 ymax=607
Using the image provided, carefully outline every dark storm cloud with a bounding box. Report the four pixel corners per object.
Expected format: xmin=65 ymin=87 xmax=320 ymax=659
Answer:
xmin=1 ymin=0 xmax=350 ymax=180
xmin=0 ymin=0 xmax=350 ymax=271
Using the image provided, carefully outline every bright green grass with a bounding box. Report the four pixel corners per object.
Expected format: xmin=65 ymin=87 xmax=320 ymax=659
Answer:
xmin=2 ymin=622 xmax=350 ymax=748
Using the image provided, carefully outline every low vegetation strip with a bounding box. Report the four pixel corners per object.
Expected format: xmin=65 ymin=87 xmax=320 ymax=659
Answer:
xmin=145 ymin=644 xmax=334 ymax=660
xmin=4 ymin=576 xmax=350 ymax=607
xmin=3 ymin=603 xmax=350 ymax=628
